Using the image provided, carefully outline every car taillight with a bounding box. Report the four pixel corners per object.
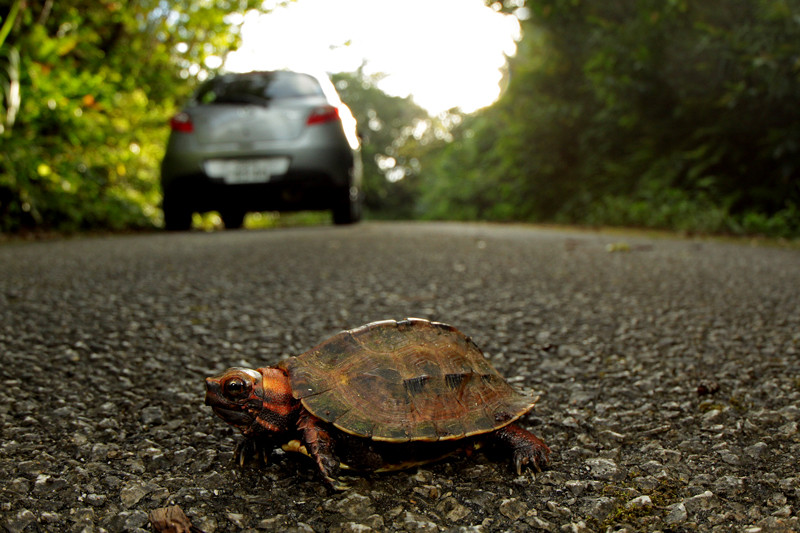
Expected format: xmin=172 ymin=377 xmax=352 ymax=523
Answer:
xmin=170 ymin=112 xmax=194 ymax=133
xmin=306 ymin=105 xmax=340 ymax=126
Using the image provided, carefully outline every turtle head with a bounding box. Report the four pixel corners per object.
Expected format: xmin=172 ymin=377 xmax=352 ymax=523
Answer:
xmin=205 ymin=367 xmax=299 ymax=437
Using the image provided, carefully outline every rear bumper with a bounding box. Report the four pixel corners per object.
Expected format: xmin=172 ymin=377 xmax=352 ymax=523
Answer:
xmin=161 ymin=145 xmax=360 ymax=213
xmin=162 ymin=170 xmax=350 ymax=212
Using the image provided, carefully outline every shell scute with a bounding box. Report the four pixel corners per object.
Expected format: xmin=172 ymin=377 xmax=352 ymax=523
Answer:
xmin=288 ymin=319 xmax=538 ymax=442
xmin=300 ymin=388 xmax=351 ymax=422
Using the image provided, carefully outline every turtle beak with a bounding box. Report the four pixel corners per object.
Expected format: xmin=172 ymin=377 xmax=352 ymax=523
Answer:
xmin=204 ymin=377 xmax=219 ymax=406
xmin=210 ymin=406 xmax=255 ymax=427
xmin=204 ymin=376 xmax=230 ymax=409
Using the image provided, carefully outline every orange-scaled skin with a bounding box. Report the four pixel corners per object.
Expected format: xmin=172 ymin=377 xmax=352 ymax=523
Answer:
xmin=205 ymin=367 xmax=300 ymax=437
xmin=205 ymin=365 xmax=550 ymax=489
xmin=205 ymin=365 xmax=360 ymax=487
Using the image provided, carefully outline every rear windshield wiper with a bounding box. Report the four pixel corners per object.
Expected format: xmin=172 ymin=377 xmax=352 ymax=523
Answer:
xmin=210 ymin=94 xmax=272 ymax=106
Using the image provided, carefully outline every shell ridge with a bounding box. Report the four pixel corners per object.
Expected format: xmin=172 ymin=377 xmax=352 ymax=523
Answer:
xmin=350 ymin=330 xmax=392 ymax=356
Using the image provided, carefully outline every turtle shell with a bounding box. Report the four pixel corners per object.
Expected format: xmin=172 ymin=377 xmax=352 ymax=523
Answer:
xmin=285 ymin=318 xmax=538 ymax=443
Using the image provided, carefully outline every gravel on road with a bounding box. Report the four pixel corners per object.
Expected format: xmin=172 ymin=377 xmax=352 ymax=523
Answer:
xmin=1 ymin=222 xmax=799 ymax=532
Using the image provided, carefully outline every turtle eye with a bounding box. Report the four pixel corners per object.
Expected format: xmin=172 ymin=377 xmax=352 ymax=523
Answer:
xmin=223 ymin=377 xmax=249 ymax=399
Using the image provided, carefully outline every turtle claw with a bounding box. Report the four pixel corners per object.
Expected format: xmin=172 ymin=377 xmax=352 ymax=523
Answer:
xmin=513 ymin=446 xmax=546 ymax=475
xmin=326 ymin=477 xmax=351 ymax=491
xmin=514 ymin=453 xmax=525 ymax=476
xmin=234 ymin=438 xmax=270 ymax=468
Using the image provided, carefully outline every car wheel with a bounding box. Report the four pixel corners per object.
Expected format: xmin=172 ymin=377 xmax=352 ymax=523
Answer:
xmin=163 ymin=196 xmax=192 ymax=231
xmin=332 ymin=186 xmax=361 ymax=225
xmin=220 ymin=209 xmax=246 ymax=230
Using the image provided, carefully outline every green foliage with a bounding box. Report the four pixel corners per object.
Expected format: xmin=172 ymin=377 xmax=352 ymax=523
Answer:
xmin=417 ymin=0 xmax=800 ymax=237
xmin=332 ymin=69 xmax=433 ymax=219
xmin=0 ymin=0 xmax=270 ymax=232
xmin=418 ymin=112 xmax=517 ymax=220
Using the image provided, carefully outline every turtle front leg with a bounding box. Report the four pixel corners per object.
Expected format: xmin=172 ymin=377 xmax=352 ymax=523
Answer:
xmin=234 ymin=436 xmax=273 ymax=467
xmin=297 ymin=411 xmax=347 ymax=489
xmin=491 ymin=424 xmax=551 ymax=474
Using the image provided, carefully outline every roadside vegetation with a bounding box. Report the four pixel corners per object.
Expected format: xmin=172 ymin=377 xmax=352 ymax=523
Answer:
xmin=0 ymin=0 xmax=266 ymax=232
xmin=1 ymin=1 xmax=798 ymax=237
xmin=411 ymin=0 xmax=800 ymax=238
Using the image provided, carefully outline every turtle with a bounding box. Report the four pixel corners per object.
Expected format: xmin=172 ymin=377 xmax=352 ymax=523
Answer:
xmin=204 ymin=318 xmax=550 ymax=488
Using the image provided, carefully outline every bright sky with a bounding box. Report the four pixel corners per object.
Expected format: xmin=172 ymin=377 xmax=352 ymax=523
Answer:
xmin=224 ymin=0 xmax=521 ymax=115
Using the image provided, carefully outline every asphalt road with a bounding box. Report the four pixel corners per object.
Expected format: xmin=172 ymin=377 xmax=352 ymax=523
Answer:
xmin=1 ymin=222 xmax=799 ymax=532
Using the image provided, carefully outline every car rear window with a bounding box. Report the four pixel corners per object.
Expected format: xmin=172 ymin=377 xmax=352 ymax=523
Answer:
xmin=193 ymin=72 xmax=324 ymax=105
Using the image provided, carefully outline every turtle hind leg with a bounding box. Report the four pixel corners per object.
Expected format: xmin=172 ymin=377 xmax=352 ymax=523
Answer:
xmin=491 ymin=424 xmax=550 ymax=474
xmin=298 ymin=411 xmax=349 ymax=490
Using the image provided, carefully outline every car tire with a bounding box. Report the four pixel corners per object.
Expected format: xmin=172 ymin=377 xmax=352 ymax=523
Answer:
xmin=221 ymin=209 xmax=246 ymax=230
xmin=163 ymin=196 xmax=192 ymax=231
xmin=332 ymin=186 xmax=362 ymax=225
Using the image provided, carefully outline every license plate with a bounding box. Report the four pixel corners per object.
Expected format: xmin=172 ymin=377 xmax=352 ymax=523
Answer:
xmin=204 ymin=158 xmax=290 ymax=184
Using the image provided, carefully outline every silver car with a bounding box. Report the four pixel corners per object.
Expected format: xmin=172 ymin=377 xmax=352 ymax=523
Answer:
xmin=160 ymin=70 xmax=362 ymax=230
